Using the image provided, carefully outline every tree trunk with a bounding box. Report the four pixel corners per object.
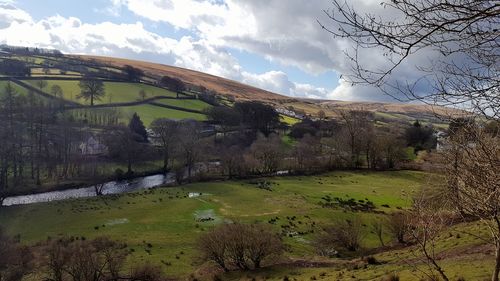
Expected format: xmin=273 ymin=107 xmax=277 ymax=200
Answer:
xmin=127 ymin=161 xmax=132 ymax=174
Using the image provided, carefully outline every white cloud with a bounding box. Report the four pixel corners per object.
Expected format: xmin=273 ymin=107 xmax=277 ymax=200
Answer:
xmin=97 ymin=0 xmax=126 ymax=17
xmin=117 ymin=0 xmax=440 ymax=102
xmin=172 ymin=37 xmax=243 ymax=80
xmin=0 ymin=3 xmax=335 ymax=101
xmin=0 ymin=2 xmax=32 ymax=28
xmin=0 ymin=1 xmax=428 ymax=102
xmin=241 ymin=70 xmax=329 ymax=99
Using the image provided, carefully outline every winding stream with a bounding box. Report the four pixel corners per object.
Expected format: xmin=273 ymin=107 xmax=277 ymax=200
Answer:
xmin=2 ymin=173 xmax=175 ymax=206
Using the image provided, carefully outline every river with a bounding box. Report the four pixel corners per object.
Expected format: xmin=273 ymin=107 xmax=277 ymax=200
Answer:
xmin=2 ymin=173 xmax=175 ymax=206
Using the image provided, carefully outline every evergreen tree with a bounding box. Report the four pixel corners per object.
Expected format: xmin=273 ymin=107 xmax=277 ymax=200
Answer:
xmin=128 ymin=113 xmax=148 ymax=142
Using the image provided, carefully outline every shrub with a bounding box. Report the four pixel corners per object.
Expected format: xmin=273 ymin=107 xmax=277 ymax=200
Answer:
xmin=0 ymin=228 xmax=34 ymax=281
xmin=387 ymin=212 xmax=409 ymax=244
xmin=316 ymin=218 xmax=362 ymax=254
xmin=130 ymin=263 xmax=164 ymax=281
xmin=44 ymin=236 xmax=128 ymax=281
xmin=364 ymin=256 xmax=379 ymax=265
xmin=198 ymin=223 xmax=284 ymax=271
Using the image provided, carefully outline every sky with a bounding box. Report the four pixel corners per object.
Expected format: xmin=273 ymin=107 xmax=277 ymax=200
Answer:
xmin=0 ymin=0 xmax=427 ymax=102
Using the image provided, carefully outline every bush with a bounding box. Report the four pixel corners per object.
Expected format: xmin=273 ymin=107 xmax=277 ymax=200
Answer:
xmin=130 ymin=263 xmax=164 ymax=281
xmin=316 ymin=218 xmax=362 ymax=251
xmin=364 ymin=256 xmax=379 ymax=265
xmin=0 ymin=228 xmax=34 ymax=281
xmin=198 ymin=223 xmax=284 ymax=271
xmin=387 ymin=212 xmax=409 ymax=244
xmin=44 ymin=236 xmax=128 ymax=281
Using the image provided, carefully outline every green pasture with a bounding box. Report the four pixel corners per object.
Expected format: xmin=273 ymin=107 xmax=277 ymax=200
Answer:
xmin=0 ymin=81 xmax=29 ymax=97
xmin=154 ymin=98 xmax=213 ymax=111
xmin=280 ymin=114 xmax=301 ymax=125
xmin=0 ymin=171 xmax=428 ymax=278
xmin=23 ymin=80 xmax=178 ymax=104
xmin=119 ymin=104 xmax=207 ymax=126
xmin=0 ymin=171 xmax=494 ymax=280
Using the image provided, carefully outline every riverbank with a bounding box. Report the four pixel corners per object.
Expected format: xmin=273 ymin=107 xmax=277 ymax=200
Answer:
xmin=1 ymin=168 xmax=166 ymax=198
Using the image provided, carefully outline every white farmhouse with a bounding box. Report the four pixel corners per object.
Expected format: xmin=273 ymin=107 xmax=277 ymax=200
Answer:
xmin=79 ymin=136 xmax=108 ymax=156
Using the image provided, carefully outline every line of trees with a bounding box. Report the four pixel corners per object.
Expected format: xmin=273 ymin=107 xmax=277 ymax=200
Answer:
xmin=0 ymin=229 xmax=167 ymax=281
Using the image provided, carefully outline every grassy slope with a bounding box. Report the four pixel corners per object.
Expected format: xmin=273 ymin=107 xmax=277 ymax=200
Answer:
xmin=0 ymin=81 xmax=29 ymax=97
xmin=0 ymin=171 xmax=423 ymax=277
xmin=120 ymin=104 xmax=207 ymax=126
xmin=21 ymin=80 xmax=206 ymax=125
xmin=280 ymin=114 xmax=301 ymax=125
xmin=0 ymin=171 xmax=494 ymax=280
xmin=23 ymin=80 xmax=178 ymax=104
xmin=154 ymin=98 xmax=213 ymax=111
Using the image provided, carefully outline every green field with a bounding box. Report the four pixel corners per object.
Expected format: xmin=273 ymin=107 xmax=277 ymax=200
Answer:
xmin=0 ymin=169 xmax=494 ymax=280
xmin=0 ymin=81 xmax=29 ymax=96
xmin=23 ymin=80 xmax=178 ymax=104
xmin=119 ymin=104 xmax=207 ymax=126
xmin=280 ymin=114 xmax=301 ymax=125
xmin=19 ymin=80 xmax=208 ymax=125
xmin=154 ymin=98 xmax=213 ymax=111
xmin=0 ymin=171 xmax=424 ymax=277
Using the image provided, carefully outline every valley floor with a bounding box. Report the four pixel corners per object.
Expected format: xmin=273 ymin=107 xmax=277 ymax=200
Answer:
xmin=0 ymin=170 xmax=495 ymax=280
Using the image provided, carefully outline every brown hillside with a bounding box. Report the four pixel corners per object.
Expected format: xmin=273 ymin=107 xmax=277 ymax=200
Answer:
xmin=71 ymin=54 xmax=462 ymax=119
xmin=71 ymin=55 xmax=291 ymax=102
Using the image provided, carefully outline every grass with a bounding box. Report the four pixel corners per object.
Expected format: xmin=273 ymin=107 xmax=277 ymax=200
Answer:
xmin=0 ymin=171 xmax=426 ymax=278
xmin=154 ymin=98 xmax=213 ymax=111
xmin=119 ymin=104 xmax=207 ymax=126
xmin=21 ymin=80 xmax=208 ymax=125
xmin=0 ymin=170 xmax=495 ymax=280
xmin=0 ymin=81 xmax=29 ymax=97
xmin=23 ymin=80 xmax=178 ymax=104
xmin=280 ymin=114 xmax=301 ymax=125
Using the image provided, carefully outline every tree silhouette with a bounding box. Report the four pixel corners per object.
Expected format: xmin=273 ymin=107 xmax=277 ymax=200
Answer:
xmin=128 ymin=113 xmax=148 ymax=142
xmin=77 ymin=77 xmax=105 ymax=106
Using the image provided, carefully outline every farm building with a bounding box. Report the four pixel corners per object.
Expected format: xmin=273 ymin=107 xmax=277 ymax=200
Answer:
xmin=79 ymin=136 xmax=108 ymax=156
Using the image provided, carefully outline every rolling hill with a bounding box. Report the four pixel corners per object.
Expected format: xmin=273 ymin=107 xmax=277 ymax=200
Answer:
xmin=73 ymin=54 xmax=460 ymax=125
xmin=0 ymin=49 xmax=461 ymax=128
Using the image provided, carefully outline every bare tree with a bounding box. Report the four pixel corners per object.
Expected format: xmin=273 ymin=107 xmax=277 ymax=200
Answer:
xmin=405 ymin=193 xmax=452 ymax=281
xmin=220 ymin=145 xmax=246 ymax=178
xmin=319 ymin=0 xmax=499 ymax=118
xmin=177 ymin=121 xmax=203 ymax=178
xmin=444 ymin=124 xmax=500 ymax=281
xmin=0 ymin=228 xmax=33 ymax=281
xmin=198 ymin=223 xmax=283 ymax=271
xmin=387 ymin=212 xmax=409 ymax=244
xmin=198 ymin=224 xmax=230 ymax=272
xmin=129 ymin=263 xmax=164 ymax=281
xmin=245 ymin=224 xmax=284 ymax=269
xmin=150 ymin=118 xmax=179 ymax=172
xmin=44 ymin=236 xmax=127 ymax=281
xmin=372 ymin=221 xmax=385 ymax=247
xmin=294 ymin=134 xmax=322 ymax=173
xmin=318 ymin=217 xmax=364 ymax=252
xmin=336 ymin=109 xmax=374 ymax=168
xmin=249 ymin=133 xmax=285 ymax=174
